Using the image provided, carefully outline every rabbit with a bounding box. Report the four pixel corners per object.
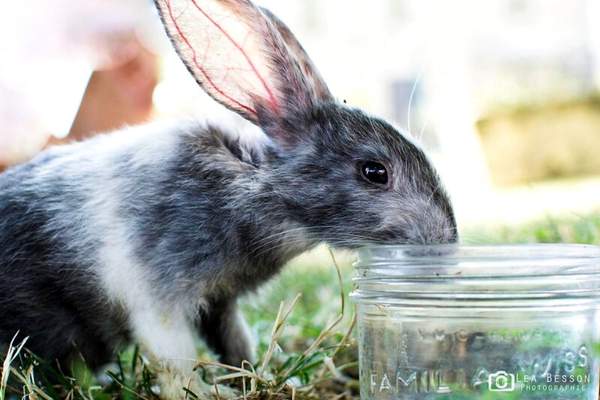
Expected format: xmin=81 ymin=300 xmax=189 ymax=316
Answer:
xmin=0 ymin=0 xmax=457 ymax=388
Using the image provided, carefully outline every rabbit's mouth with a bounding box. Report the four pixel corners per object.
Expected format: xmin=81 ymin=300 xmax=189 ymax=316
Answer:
xmin=370 ymin=225 xmax=458 ymax=247
xmin=304 ymin=225 xmax=456 ymax=250
xmin=318 ymin=233 xmax=412 ymax=250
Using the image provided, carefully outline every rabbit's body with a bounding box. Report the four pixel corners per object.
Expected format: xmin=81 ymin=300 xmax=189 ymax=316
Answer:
xmin=0 ymin=0 xmax=458 ymax=389
xmin=0 ymin=120 xmax=318 ymax=366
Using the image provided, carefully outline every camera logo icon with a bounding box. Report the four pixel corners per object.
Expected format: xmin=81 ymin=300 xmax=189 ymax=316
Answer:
xmin=488 ymin=371 xmax=515 ymax=392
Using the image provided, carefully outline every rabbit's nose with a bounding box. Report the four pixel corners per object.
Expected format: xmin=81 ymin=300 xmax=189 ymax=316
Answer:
xmin=405 ymin=209 xmax=458 ymax=245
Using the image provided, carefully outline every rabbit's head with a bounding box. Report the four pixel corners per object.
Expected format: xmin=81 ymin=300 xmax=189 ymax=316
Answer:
xmin=155 ymin=0 xmax=457 ymax=246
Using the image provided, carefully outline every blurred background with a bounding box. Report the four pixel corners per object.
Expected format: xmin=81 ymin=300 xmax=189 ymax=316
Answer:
xmin=2 ymin=0 xmax=600 ymax=231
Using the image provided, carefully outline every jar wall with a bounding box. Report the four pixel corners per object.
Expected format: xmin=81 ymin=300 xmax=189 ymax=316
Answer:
xmin=357 ymin=303 xmax=600 ymax=399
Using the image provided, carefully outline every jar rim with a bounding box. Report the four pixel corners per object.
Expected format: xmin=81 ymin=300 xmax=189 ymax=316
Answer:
xmin=355 ymin=243 xmax=600 ymax=275
xmin=352 ymin=244 xmax=600 ymax=302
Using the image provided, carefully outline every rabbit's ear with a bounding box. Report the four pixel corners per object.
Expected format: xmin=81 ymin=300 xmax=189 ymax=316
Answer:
xmin=155 ymin=0 xmax=332 ymax=134
xmin=258 ymin=7 xmax=332 ymax=103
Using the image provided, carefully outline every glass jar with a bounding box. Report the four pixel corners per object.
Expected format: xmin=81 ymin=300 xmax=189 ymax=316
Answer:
xmin=351 ymin=244 xmax=600 ymax=400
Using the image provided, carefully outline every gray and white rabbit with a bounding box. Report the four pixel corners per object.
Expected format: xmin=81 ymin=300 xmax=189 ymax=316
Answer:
xmin=0 ymin=0 xmax=456 ymax=381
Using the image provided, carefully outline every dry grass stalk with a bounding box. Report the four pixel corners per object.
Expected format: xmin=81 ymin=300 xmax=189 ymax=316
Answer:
xmin=1 ymin=333 xmax=28 ymax=400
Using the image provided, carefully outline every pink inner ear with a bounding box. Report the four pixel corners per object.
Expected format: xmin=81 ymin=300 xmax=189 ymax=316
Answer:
xmin=163 ymin=0 xmax=280 ymax=119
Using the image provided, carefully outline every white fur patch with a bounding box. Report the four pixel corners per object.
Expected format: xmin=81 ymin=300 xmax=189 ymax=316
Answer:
xmin=87 ymin=125 xmax=198 ymax=369
xmin=32 ymin=122 xmax=200 ymax=370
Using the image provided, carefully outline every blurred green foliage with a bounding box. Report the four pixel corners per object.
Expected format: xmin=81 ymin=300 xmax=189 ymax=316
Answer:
xmin=477 ymin=95 xmax=600 ymax=186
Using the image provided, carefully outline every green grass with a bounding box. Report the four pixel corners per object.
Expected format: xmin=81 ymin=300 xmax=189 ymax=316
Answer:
xmin=465 ymin=212 xmax=600 ymax=245
xmin=2 ymin=212 xmax=600 ymax=399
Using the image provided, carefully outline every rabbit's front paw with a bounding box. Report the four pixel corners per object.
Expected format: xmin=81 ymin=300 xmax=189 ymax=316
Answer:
xmin=198 ymin=301 xmax=255 ymax=368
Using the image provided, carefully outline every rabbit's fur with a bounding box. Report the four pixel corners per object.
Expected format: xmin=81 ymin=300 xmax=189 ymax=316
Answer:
xmin=0 ymin=0 xmax=457 ymax=380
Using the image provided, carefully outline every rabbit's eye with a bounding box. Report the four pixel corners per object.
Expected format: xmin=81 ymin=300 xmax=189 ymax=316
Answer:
xmin=360 ymin=161 xmax=388 ymax=185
